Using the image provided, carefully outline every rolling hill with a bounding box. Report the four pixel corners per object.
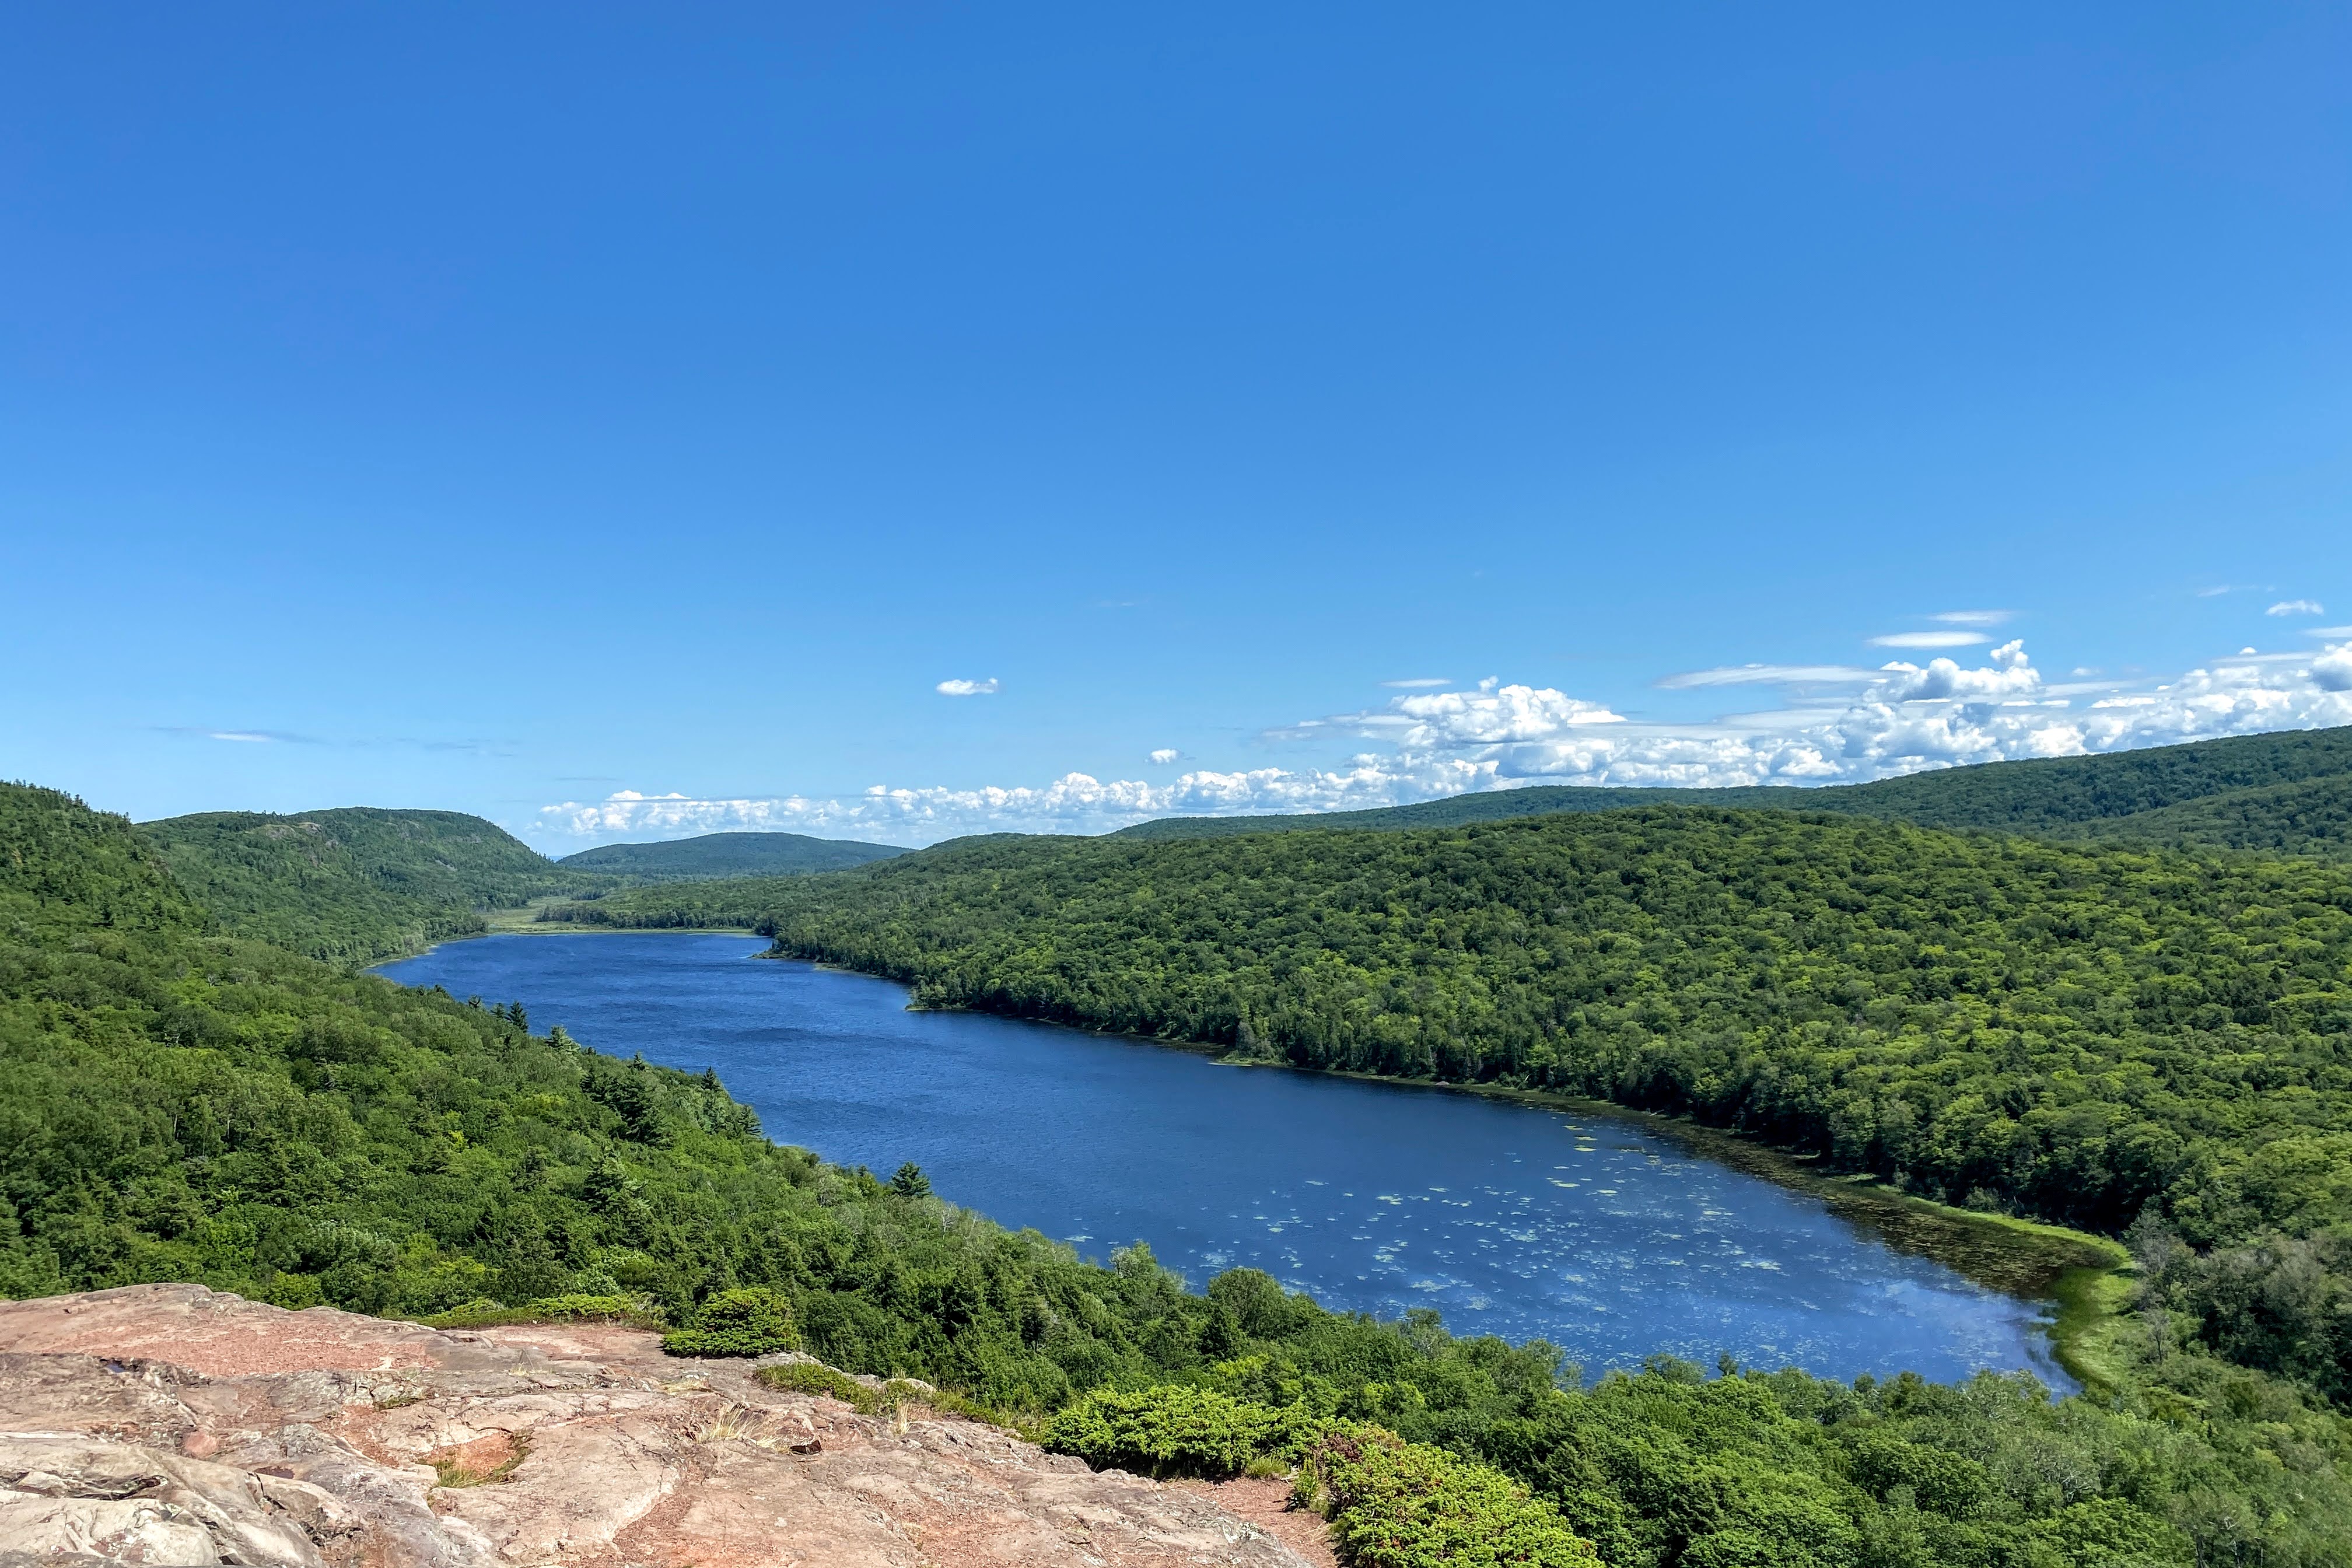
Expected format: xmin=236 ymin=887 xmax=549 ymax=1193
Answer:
xmin=559 ymin=830 xmax=907 ymax=880
xmin=141 ymin=806 xmax=591 ymax=963
xmin=1113 ymin=724 xmax=2352 ymax=855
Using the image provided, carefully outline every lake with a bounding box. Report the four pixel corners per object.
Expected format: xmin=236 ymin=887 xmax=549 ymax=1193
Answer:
xmin=379 ymin=931 xmax=2071 ymax=1387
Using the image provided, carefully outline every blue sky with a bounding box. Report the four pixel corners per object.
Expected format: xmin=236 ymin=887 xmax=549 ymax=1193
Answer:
xmin=4 ymin=5 xmax=2350 ymax=848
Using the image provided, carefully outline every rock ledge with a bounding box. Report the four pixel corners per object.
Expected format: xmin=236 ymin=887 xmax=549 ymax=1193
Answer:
xmin=0 ymin=1284 xmax=1321 ymax=1567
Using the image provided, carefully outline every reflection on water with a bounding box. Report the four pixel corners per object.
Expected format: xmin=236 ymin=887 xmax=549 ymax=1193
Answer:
xmin=380 ymin=932 xmax=2070 ymax=1388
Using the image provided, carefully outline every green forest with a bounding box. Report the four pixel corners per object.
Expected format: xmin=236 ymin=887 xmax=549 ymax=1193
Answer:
xmin=715 ymin=812 xmax=2352 ymax=1397
xmin=8 ymin=761 xmax=2352 ymax=1561
xmin=138 ymin=809 xmax=905 ymax=965
xmin=536 ymin=874 xmax=799 ymax=930
xmin=142 ymin=806 xmax=600 ymax=964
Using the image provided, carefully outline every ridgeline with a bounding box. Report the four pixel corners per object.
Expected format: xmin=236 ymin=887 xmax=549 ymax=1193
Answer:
xmin=1114 ymin=724 xmax=2352 ymax=858
xmin=560 ymin=829 xmax=907 ymax=880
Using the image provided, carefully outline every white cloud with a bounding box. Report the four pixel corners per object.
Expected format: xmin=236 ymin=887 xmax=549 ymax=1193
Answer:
xmin=2308 ymin=625 xmax=2352 ymax=638
xmin=1658 ymin=664 xmax=1877 ymax=689
xmin=173 ymin=727 xmax=318 ymax=744
xmin=1381 ymin=677 xmax=1451 ymax=689
xmin=534 ymin=639 xmax=2352 ymax=848
xmin=1868 ymin=631 xmax=1992 ymax=649
xmin=1148 ymin=748 xmax=1180 ymax=765
xmin=1445 ymin=640 xmax=2349 ymax=789
xmin=1390 ymin=685 xmax=1626 ymax=746
xmin=2269 ymin=600 xmax=2326 ymax=617
xmin=536 ymin=757 xmax=1500 ymax=846
xmin=936 ymin=678 xmax=1001 ymax=696
xmin=1929 ymin=610 xmax=2014 ymax=626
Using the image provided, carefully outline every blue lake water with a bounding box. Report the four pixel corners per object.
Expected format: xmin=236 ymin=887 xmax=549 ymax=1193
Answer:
xmin=379 ymin=932 xmax=2068 ymax=1387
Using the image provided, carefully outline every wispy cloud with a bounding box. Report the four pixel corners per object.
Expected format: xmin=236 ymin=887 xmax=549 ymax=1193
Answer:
xmin=1658 ymin=664 xmax=1877 ymax=689
xmin=1381 ymin=677 xmax=1450 ymax=689
xmin=1929 ymin=610 xmax=2014 ymax=626
xmin=1868 ymin=631 xmax=1992 ymax=649
xmin=1148 ymin=748 xmax=1180 ymax=765
xmin=2268 ymin=600 xmax=2325 ymax=617
xmin=936 ymin=677 xmax=1001 ymax=696
xmin=158 ymin=726 xmax=320 ymax=745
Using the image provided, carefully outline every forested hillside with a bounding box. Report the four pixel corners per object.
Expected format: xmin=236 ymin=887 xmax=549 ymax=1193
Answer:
xmin=2072 ymin=774 xmax=2352 ymax=860
xmin=704 ymin=810 xmax=2352 ymax=1395
xmin=537 ymin=875 xmax=808 ymax=929
xmin=143 ymin=806 xmax=593 ymax=963
xmin=1117 ymin=724 xmax=2352 ymax=859
xmin=4 ymin=782 xmax=2347 ymax=1563
xmin=560 ymin=830 xmax=906 ymax=880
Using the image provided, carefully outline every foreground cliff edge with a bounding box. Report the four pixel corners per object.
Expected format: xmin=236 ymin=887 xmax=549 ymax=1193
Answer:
xmin=0 ymin=1284 xmax=1325 ymax=1568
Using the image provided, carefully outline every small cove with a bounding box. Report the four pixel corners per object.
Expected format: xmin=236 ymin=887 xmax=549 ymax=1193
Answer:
xmin=380 ymin=930 xmax=2079 ymax=1388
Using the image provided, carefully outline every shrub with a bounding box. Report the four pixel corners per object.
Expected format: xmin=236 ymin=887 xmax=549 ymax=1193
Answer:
xmin=1042 ymin=1384 xmax=1315 ymax=1479
xmin=756 ymin=1361 xmax=876 ymax=1409
xmin=661 ymin=1287 xmax=799 ymax=1357
xmin=1296 ymin=1423 xmax=1599 ymax=1568
xmin=525 ymin=1293 xmax=657 ymax=1322
xmin=419 ymin=1293 xmax=659 ymax=1330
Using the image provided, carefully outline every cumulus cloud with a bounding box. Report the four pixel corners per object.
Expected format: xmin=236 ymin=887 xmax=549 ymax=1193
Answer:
xmin=936 ymin=677 xmax=1001 ymax=696
xmin=1148 ymin=748 xmax=1180 ymax=765
xmin=2269 ymin=600 xmax=2326 ymax=617
xmin=1434 ymin=640 xmax=2351 ymax=789
xmin=1868 ymin=631 xmax=1992 ymax=649
xmin=1929 ymin=610 xmax=2014 ymax=626
xmin=1658 ymin=664 xmax=1877 ymax=689
xmin=535 ymin=639 xmax=2352 ymax=848
xmin=536 ymin=756 xmax=1500 ymax=846
xmin=1390 ymin=685 xmax=1625 ymax=746
xmin=1381 ymin=677 xmax=1451 ymax=689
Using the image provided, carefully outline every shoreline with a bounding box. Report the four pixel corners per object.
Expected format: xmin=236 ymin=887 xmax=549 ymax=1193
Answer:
xmin=386 ymin=926 xmax=2136 ymax=1388
xmin=895 ymin=981 xmax=2135 ymax=1383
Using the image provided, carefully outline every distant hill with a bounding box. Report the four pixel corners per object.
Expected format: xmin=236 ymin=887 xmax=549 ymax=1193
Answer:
xmin=560 ymin=830 xmax=907 ymax=880
xmin=1114 ymin=724 xmax=2352 ymax=855
xmin=2071 ymin=772 xmax=2352 ymax=859
xmin=142 ymin=806 xmax=587 ymax=963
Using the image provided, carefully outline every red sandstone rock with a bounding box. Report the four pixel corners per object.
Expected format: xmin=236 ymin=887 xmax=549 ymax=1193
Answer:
xmin=0 ymin=1285 xmax=1324 ymax=1568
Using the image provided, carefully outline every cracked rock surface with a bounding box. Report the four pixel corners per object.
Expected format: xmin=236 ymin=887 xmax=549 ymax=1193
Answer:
xmin=0 ymin=1285 xmax=1322 ymax=1567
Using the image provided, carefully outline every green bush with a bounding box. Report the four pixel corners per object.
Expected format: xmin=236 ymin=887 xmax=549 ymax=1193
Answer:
xmin=1042 ymin=1384 xmax=1315 ymax=1479
xmin=1297 ymin=1423 xmax=1599 ymax=1568
xmin=1049 ymin=1382 xmax=1326 ymax=1485
xmin=421 ymin=1293 xmax=659 ymax=1329
xmin=526 ymin=1292 xmax=656 ymax=1321
xmin=661 ymin=1286 xmax=799 ymax=1357
xmin=756 ymin=1360 xmax=877 ymax=1410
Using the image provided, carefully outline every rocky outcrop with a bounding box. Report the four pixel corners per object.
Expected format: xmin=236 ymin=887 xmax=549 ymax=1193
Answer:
xmin=0 ymin=1285 xmax=1326 ymax=1568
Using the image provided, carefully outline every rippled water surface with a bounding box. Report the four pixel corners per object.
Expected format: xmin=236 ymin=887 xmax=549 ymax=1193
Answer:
xmin=380 ymin=932 xmax=2067 ymax=1386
